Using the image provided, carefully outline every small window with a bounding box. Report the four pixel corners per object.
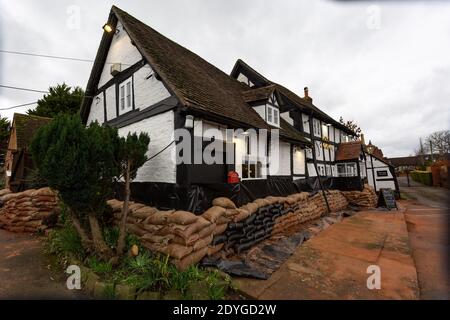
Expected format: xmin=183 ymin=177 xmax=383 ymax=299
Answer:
xmin=376 ymin=170 xmax=388 ymax=177
xmin=266 ymin=105 xmax=279 ymax=126
xmin=242 ymin=160 xmax=263 ymax=179
xmin=119 ymin=78 xmax=133 ymax=114
xmin=337 ymin=162 xmax=358 ymax=177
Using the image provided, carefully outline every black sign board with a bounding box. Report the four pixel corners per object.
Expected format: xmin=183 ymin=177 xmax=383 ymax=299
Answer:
xmin=377 ymin=188 xmax=398 ymax=210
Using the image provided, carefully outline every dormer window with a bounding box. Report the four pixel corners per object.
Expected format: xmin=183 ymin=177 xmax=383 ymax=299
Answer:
xmin=267 ymin=105 xmax=279 ymax=126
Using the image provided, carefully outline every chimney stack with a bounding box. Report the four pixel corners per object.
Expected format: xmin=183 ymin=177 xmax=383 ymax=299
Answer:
xmin=360 ymin=133 xmax=365 ymax=145
xmin=304 ymin=87 xmax=312 ymax=102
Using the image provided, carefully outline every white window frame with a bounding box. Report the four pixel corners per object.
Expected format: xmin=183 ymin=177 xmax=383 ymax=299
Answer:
xmin=119 ymin=77 xmax=133 ymax=114
xmin=241 ymin=158 xmax=264 ymax=180
xmin=337 ymin=162 xmax=358 ymax=177
xmin=313 ymin=119 xmax=321 ymax=136
xmin=266 ymin=105 xmax=279 ymax=127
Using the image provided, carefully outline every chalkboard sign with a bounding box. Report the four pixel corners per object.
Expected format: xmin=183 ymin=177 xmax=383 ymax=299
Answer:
xmin=378 ymin=188 xmax=398 ymax=210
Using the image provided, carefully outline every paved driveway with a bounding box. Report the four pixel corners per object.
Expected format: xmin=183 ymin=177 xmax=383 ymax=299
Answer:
xmin=0 ymin=229 xmax=86 ymax=299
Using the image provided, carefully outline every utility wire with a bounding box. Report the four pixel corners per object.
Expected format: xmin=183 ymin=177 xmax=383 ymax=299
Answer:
xmin=0 ymin=101 xmax=37 ymax=111
xmin=0 ymin=49 xmax=136 ymax=66
xmin=0 ymin=84 xmax=48 ymax=94
xmin=0 ymin=50 xmax=94 ymax=63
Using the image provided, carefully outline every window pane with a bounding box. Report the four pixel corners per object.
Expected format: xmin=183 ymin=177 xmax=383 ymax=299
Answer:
xmin=256 ymin=161 xmax=262 ymax=178
xmin=242 ymin=163 xmax=249 ymax=179
xmin=120 ymin=86 xmax=125 ymax=110
xmin=268 ymin=107 xmax=273 ymax=122
xmin=274 ymin=109 xmax=279 ymax=125
xmin=249 ymin=163 xmax=256 ymax=178
xmin=126 ymin=82 xmax=131 ymax=108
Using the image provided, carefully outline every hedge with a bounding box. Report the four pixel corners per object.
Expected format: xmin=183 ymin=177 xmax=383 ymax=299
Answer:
xmin=410 ymin=170 xmax=433 ymax=186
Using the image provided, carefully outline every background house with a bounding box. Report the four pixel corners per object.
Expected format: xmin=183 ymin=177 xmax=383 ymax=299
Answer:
xmin=4 ymin=113 xmax=51 ymax=192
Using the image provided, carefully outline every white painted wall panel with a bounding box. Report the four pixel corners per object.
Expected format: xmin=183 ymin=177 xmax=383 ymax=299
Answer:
xmin=281 ymin=111 xmax=294 ymax=126
xmin=253 ymin=105 xmax=266 ymax=121
xmin=105 ymin=86 xmax=116 ymax=121
xmin=307 ymin=163 xmax=317 ymax=177
xmin=134 ymin=64 xmax=171 ymax=110
xmin=98 ymin=21 xmax=142 ymax=88
xmin=118 ymin=111 xmax=176 ymax=183
xmin=87 ymin=93 xmax=104 ymax=125
xmin=293 ymin=148 xmax=305 ymax=175
xmin=301 ymin=113 xmax=310 ymax=133
xmin=269 ymin=141 xmax=290 ymax=176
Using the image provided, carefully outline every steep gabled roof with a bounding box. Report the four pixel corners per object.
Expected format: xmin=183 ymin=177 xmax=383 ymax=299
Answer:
xmin=81 ymin=6 xmax=270 ymax=131
xmin=335 ymin=141 xmax=363 ymax=161
xmin=242 ymin=84 xmax=276 ymax=103
xmin=231 ymin=59 xmax=356 ymax=136
xmin=12 ymin=113 xmax=51 ymax=149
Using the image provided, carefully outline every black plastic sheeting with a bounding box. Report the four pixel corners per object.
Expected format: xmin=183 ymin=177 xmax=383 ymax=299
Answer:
xmin=202 ymin=230 xmax=310 ymax=280
xmin=115 ymin=176 xmax=363 ymax=212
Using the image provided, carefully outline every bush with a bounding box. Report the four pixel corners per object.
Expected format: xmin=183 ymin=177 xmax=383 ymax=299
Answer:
xmin=410 ymin=170 xmax=433 ymax=186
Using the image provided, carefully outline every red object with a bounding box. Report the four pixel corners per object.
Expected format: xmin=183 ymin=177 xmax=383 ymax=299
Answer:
xmin=227 ymin=171 xmax=240 ymax=184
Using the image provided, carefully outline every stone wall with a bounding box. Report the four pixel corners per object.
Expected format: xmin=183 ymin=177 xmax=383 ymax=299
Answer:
xmin=0 ymin=187 xmax=59 ymax=233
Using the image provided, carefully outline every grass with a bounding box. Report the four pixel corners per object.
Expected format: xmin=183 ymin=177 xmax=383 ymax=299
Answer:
xmin=46 ymin=218 xmax=230 ymax=300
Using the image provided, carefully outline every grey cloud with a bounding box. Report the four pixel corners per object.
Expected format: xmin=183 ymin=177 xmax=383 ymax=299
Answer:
xmin=0 ymin=0 xmax=449 ymax=157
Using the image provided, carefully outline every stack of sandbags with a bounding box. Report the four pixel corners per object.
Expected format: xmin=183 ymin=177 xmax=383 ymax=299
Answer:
xmin=342 ymin=185 xmax=378 ymax=208
xmin=107 ymin=199 xmax=231 ymax=271
xmin=0 ymin=187 xmax=58 ymax=233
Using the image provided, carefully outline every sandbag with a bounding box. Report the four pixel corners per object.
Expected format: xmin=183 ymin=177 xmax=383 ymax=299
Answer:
xmin=172 ymin=247 xmax=208 ymax=271
xmin=167 ymin=210 xmax=198 ymax=225
xmin=207 ymin=243 xmax=224 ymax=256
xmin=198 ymin=223 xmax=217 ymax=238
xmin=140 ymin=233 xmax=173 ymax=245
xmin=173 ymin=217 xmax=211 ymax=240
xmin=145 ymin=210 xmax=175 ymax=225
xmin=201 ymin=206 xmax=226 ymax=223
xmin=193 ymin=234 xmax=213 ymax=251
xmin=171 ymin=233 xmax=200 ymax=246
xmin=213 ymin=223 xmax=228 ymax=236
xmin=212 ymin=197 xmax=236 ymax=209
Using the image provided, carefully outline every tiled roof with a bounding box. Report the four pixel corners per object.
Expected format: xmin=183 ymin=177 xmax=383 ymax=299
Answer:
xmin=12 ymin=113 xmax=51 ymax=149
xmin=110 ymin=6 xmax=270 ymax=130
xmin=242 ymin=85 xmax=276 ymax=103
xmin=231 ymin=59 xmax=356 ymax=136
xmin=335 ymin=141 xmax=362 ymax=161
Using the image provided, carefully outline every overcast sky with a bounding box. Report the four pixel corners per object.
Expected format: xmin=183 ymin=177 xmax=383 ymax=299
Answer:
xmin=0 ymin=0 xmax=449 ymax=157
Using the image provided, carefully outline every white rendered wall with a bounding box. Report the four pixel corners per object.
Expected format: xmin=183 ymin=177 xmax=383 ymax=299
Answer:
xmin=98 ymin=21 xmax=142 ymax=88
xmin=105 ymin=86 xmax=116 ymax=121
xmin=293 ymin=148 xmax=305 ymax=175
xmin=269 ymin=141 xmax=291 ymax=176
xmin=118 ymin=110 xmax=176 ymax=183
xmin=87 ymin=93 xmax=104 ymax=125
xmin=134 ymin=64 xmax=171 ymax=110
xmin=281 ymin=111 xmax=294 ymax=126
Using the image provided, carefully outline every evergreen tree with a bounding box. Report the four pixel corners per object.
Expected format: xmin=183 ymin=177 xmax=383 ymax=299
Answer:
xmin=27 ymin=83 xmax=84 ymax=117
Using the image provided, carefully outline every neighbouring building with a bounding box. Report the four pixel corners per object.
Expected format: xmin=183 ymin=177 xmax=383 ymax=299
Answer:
xmin=336 ymin=140 xmax=399 ymax=196
xmin=80 ymin=6 xmax=386 ymax=211
xmin=4 ymin=113 xmax=51 ymax=192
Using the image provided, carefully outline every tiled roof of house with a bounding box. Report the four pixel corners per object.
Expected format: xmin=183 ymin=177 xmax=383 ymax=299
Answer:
xmin=81 ymin=6 xmax=310 ymax=145
xmin=242 ymin=84 xmax=276 ymax=103
xmin=335 ymin=141 xmax=362 ymax=161
xmin=12 ymin=113 xmax=51 ymax=149
xmin=84 ymin=6 xmax=271 ymax=131
xmin=231 ymin=59 xmax=356 ymax=136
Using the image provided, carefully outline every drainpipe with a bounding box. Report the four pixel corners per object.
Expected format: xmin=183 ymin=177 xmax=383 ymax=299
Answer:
xmin=309 ymin=111 xmax=330 ymax=214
